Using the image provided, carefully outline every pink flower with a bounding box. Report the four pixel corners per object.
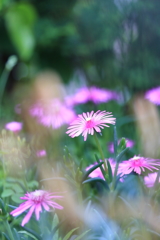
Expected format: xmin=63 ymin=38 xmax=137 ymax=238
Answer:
xmin=10 ymin=190 xmax=63 ymax=226
xmin=5 ymin=121 xmax=23 ymax=133
xmin=36 ymin=150 xmax=46 ymax=157
xmin=65 ymin=87 xmax=119 ymax=106
xmin=144 ymin=172 xmax=160 ymax=188
xmin=86 ymin=159 xmax=116 ymax=179
xmin=30 ymin=99 xmax=76 ymax=129
xmin=66 ymin=110 xmax=116 ymax=141
xmin=145 ymin=86 xmax=160 ymax=105
xmin=118 ymin=155 xmax=160 ymax=176
xmin=108 ymin=138 xmax=134 ymax=153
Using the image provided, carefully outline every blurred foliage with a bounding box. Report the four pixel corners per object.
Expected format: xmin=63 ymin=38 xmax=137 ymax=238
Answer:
xmin=0 ymin=0 xmax=160 ymax=89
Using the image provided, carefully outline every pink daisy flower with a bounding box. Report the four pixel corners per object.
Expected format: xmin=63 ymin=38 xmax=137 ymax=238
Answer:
xmin=36 ymin=150 xmax=46 ymax=157
xmin=144 ymin=172 xmax=160 ymax=188
xmin=145 ymin=86 xmax=160 ymax=105
xmin=10 ymin=190 xmax=63 ymax=226
xmin=5 ymin=121 xmax=23 ymax=133
xmin=30 ymin=99 xmax=76 ymax=129
xmin=86 ymin=159 xmax=116 ymax=179
xmin=89 ymin=86 xmax=119 ymax=104
xmin=65 ymin=87 xmax=119 ymax=106
xmin=118 ymin=155 xmax=160 ymax=176
xmin=108 ymin=138 xmax=134 ymax=153
xmin=66 ymin=110 xmax=116 ymax=141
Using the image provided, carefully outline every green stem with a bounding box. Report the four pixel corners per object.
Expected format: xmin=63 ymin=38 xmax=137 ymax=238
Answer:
xmin=111 ymin=161 xmax=119 ymax=191
xmin=4 ymin=220 xmax=15 ymax=240
xmin=94 ymin=133 xmax=108 ymax=173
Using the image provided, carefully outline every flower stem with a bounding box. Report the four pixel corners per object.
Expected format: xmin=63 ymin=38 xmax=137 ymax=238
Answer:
xmin=94 ymin=133 xmax=108 ymax=173
xmin=3 ymin=220 xmax=15 ymax=240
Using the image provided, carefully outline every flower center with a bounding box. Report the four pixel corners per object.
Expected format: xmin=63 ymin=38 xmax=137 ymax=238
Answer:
xmin=86 ymin=118 xmax=95 ymax=128
xmin=31 ymin=190 xmax=45 ymax=202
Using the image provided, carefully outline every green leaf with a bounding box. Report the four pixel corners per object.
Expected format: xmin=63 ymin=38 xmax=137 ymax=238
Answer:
xmin=95 ymin=154 xmax=106 ymax=180
xmin=1 ymin=189 xmax=14 ymax=198
xmin=27 ymin=180 xmax=39 ymax=188
xmin=113 ymin=126 xmax=118 ymax=157
xmin=116 ymin=147 xmax=129 ymax=163
xmin=2 ymin=232 xmax=10 ymax=240
xmin=12 ymin=183 xmax=24 ymax=193
xmin=82 ymin=178 xmax=109 ymax=190
xmin=62 ymin=227 xmax=79 ymax=240
xmin=106 ymin=160 xmax=113 ymax=182
xmin=5 ymin=3 xmax=37 ymax=61
xmin=13 ymin=228 xmax=21 ymax=240
xmin=82 ymin=162 xmax=104 ymax=182
xmin=52 ymin=213 xmax=60 ymax=240
xmin=73 ymin=229 xmax=91 ymax=240
xmin=23 ymin=227 xmax=42 ymax=240
xmin=18 ymin=231 xmax=39 ymax=240
xmin=11 ymin=193 xmax=24 ymax=203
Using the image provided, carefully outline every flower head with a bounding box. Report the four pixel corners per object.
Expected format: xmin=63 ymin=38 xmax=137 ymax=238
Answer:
xmin=5 ymin=121 xmax=23 ymax=133
xmin=108 ymin=138 xmax=134 ymax=153
xmin=36 ymin=150 xmax=46 ymax=157
xmin=118 ymin=155 xmax=160 ymax=176
xmin=65 ymin=87 xmax=119 ymax=106
xmin=66 ymin=110 xmax=116 ymax=141
xmin=144 ymin=172 xmax=160 ymax=188
xmin=10 ymin=190 xmax=63 ymax=226
xmin=30 ymin=99 xmax=75 ymax=129
xmin=145 ymin=86 xmax=160 ymax=105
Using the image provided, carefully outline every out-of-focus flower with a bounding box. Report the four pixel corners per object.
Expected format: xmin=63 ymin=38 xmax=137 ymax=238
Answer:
xmin=0 ymin=130 xmax=30 ymax=169
xmin=10 ymin=190 xmax=63 ymax=226
xmin=86 ymin=159 xmax=116 ymax=179
xmin=119 ymin=155 xmax=160 ymax=176
xmin=66 ymin=110 xmax=116 ymax=141
xmin=36 ymin=150 xmax=46 ymax=157
xmin=29 ymin=99 xmax=76 ymax=129
xmin=108 ymin=138 xmax=134 ymax=153
xmin=145 ymin=86 xmax=160 ymax=105
xmin=5 ymin=121 xmax=23 ymax=133
xmin=65 ymin=86 xmax=119 ymax=106
xmin=144 ymin=172 xmax=160 ymax=188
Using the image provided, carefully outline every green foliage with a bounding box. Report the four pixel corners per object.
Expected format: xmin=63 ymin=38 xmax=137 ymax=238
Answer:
xmin=5 ymin=2 xmax=37 ymax=61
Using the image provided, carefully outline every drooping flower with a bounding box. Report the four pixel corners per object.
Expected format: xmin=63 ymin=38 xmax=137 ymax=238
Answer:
xmin=65 ymin=86 xmax=119 ymax=106
xmin=30 ymin=99 xmax=76 ymax=129
xmin=145 ymin=86 xmax=160 ymax=105
xmin=118 ymin=155 xmax=160 ymax=176
xmin=144 ymin=172 xmax=160 ymax=188
xmin=108 ymin=138 xmax=134 ymax=153
xmin=5 ymin=121 xmax=23 ymax=133
xmin=36 ymin=150 xmax=46 ymax=157
xmin=10 ymin=190 xmax=63 ymax=226
xmin=66 ymin=110 xmax=116 ymax=141
xmin=86 ymin=159 xmax=116 ymax=179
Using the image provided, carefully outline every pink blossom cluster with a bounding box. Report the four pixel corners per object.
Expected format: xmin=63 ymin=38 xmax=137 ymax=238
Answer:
xmin=86 ymin=156 xmax=160 ymax=188
xmin=145 ymin=86 xmax=160 ymax=105
xmin=5 ymin=121 xmax=23 ymax=133
xmin=65 ymin=86 xmax=119 ymax=106
xmin=30 ymin=99 xmax=76 ymax=129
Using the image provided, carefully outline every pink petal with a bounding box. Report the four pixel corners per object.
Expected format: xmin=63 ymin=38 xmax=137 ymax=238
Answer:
xmin=10 ymin=201 xmax=33 ymax=216
xmin=21 ymin=205 xmax=35 ymax=226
